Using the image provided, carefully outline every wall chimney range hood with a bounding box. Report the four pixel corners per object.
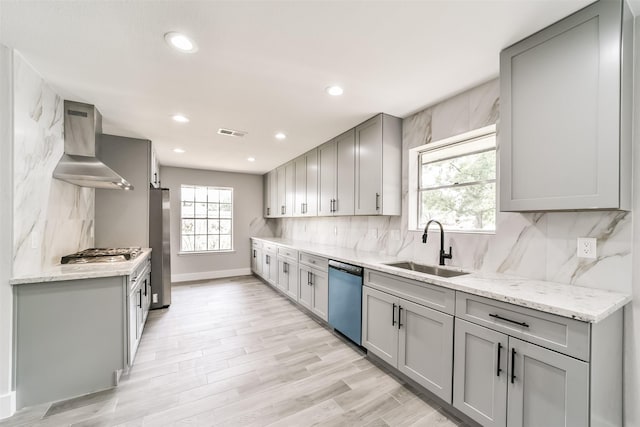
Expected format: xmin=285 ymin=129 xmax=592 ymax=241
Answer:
xmin=53 ymin=100 xmax=134 ymax=190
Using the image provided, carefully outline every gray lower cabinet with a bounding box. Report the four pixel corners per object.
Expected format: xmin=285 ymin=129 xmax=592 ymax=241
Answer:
xmin=251 ymin=246 xmax=263 ymax=275
xmin=276 ymin=256 xmax=298 ymax=300
xmin=261 ymin=249 xmax=277 ymax=286
xmin=362 ymin=285 xmax=453 ymax=402
xmin=298 ymin=264 xmax=328 ymax=321
xmin=454 ymin=318 xmax=591 ymax=427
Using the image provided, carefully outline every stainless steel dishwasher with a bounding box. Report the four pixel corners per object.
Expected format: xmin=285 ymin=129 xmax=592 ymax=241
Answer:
xmin=328 ymin=260 xmax=363 ymax=345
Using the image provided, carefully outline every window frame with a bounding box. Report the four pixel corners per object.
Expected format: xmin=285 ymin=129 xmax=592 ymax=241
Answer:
xmin=408 ymin=124 xmax=497 ymax=234
xmin=179 ymin=184 xmax=234 ymax=254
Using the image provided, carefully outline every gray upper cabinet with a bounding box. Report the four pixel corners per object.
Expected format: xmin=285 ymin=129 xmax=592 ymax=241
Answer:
xmin=354 ymin=114 xmax=402 ymax=216
xmin=293 ymin=148 xmax=318 ymax=217
xmin=276 ymin=165 xmax=286 ymax=217
xmin=150 ymin=147 xmax=160 ymax=188
xmin=499 ymin=0 xmax=633 ymax=211
xmin=318 ymin=129 xmax=355 ymax=216
xmin=263 ymin=171 xmax=276 ymax=218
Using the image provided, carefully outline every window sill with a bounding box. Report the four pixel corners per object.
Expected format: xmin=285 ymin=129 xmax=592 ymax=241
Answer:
xmin=178 ymin=250 xmax=236 ymax=256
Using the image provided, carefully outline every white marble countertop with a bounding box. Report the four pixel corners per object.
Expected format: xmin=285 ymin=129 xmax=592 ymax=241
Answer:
xmin=252 ymin=237 xmax=630 ymax=323
xmin=9 ymin=249 xmax=152 ymax=285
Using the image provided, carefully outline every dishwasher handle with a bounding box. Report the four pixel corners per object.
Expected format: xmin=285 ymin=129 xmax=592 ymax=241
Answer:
xmin=328 ymin=260 xmax=363 ymax=276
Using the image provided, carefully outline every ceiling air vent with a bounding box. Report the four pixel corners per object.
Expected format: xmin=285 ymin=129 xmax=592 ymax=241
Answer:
xmin=217 ymin=128 xmax=247 ymax=138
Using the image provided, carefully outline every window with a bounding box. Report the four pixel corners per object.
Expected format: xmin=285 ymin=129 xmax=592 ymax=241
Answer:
xmin=180 ymin=185 xmax=233 ymax=252
xmin=416 ymin=127 xmax=496 ymax=232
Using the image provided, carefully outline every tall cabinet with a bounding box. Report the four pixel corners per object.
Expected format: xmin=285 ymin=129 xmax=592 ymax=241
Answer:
xmin=499 ymin=0 xmax=633 ymax=211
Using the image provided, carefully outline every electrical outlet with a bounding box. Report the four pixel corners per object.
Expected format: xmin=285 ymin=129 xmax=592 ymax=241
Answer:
xmin=152 ymin=293 xmax=158 ymax=304
xmin=577 ymin=237 xmax=597 ymax=259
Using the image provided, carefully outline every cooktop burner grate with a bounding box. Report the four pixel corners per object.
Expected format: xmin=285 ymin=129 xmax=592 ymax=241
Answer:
xmin=61 ymin=247 xmax=143 ymax=264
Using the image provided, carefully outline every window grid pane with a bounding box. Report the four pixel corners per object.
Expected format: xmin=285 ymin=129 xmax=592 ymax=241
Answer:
xmin=418 ymin=142 xmax=496 ymax=232
xmin=180 ymin=184 xmax=233 ymax=252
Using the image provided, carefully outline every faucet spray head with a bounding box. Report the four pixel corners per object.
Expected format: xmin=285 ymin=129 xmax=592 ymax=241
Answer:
xmin=422 ymin=233 xmax=428 ymax=244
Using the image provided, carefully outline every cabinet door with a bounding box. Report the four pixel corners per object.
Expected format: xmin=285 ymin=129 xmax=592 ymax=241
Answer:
xmin=276 ymin=166 xmax=286 ymax=217
xmin=310 ymin=268 xmax=328 ymax=321
xmin=304 ymin=148 xmax=318 ymax=216
xmin=128 ymin=289 xmax=139 ymax=365
xmin=263 ymin=253 xmax=276 ymax=285
xmin=500 ymin=0 xmax=625 ymax=211
xmin=318 ymin=140 xmax=336 ymax=216
xmin=335 ymin=129 xmax=355 ymax=215
xmin=285 ymin=262 xmax=298 ymax=300
xmin=453 ymin=318 xmax=508 ymax=427
xmin=285 ymin=162 xmax=295 ymax=217
xmin=298 ymin=266 xmax=313 ymax=309
xmin=507 ymin=337 xmax=589 ymax=427
xmin=263 ymin=172 xmax=273 ymax=217
xmin=355 ymin=115 xmax=382 ymax=215
xmin=398 ymin=299 xmax=453 ymax=403
xmin=251 ymin=247 xmax=263 ymax=275
xmin=276 ymin=258 xmax=288 ymax=292
xmin=361 ymin=286 xmax=398 ymax=366
xmin=150 ymin=148 xmax=160 ymax=188
xmin=294 ymin=155 xmax=306 ymax=217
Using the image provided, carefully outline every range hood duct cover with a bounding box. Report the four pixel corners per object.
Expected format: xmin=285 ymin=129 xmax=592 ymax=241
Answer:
xmin=53 ymin=100 xmax=134 ymax=190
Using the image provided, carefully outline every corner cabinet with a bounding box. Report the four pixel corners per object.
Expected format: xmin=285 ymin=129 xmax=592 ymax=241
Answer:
xmin=499 ymin=0 xmax=633 ymax=211
xmin=354 ymin=114 xmax=402 ymax=216
xmin=263 ymin=171 xmax=276 ymax=218
xmin=150 ymin=147 xmax=160 ymax=188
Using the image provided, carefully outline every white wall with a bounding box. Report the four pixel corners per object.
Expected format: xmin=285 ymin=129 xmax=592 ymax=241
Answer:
xmin=161 ymin=166 xmax=275 ymax=282
xmin=625 ymin=16 xmax=640 ymax=427
xmin=0 ymin=44 xmax=15 ymax=420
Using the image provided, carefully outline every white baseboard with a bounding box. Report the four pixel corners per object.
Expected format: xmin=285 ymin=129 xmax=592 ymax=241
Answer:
xmin=172 ymin=268 xmax=252 ymax=283
xmin=0 ymin=391 xmax=15 ymax=420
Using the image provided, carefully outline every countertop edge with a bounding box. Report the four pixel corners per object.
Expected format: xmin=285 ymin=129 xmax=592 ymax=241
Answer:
xmin=9 ymin=248 xmax=152 ymax=285
xmin=251 ymin=237 xmax=631 ymax=323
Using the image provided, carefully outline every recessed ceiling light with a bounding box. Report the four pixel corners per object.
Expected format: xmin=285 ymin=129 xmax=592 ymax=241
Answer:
xmin=325 ymin=85 xmax=344 ymax=96
xmin=247 ymin=157 xmax=256 ymax=162
xmin=172 ymin=114 xmax=189 ymax=123
xmin=275 ymin=132 xmax=287 ymax=140
xmin=164 ymin=32 xmax=198 ymax=53
xmin=173 ymin=148 xmax=185 ymax=153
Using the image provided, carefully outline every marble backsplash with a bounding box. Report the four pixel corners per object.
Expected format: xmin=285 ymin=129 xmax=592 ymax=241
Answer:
xmin=276 ymin=79 xmax=632 ymax=294
xmin=12 ymin=53 xmax=94 ymax=276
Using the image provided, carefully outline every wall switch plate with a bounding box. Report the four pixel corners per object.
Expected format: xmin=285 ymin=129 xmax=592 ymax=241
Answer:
xmin=30 ymin=233 xmax=38 ymax=249
xmin=152 ymin=294 xmax=158 ymax=303
xmin=577 ymin=237 xmax=597 ymax=259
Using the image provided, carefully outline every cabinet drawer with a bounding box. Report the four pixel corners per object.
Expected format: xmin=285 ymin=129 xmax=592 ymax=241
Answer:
xmin=277 ymin=246 xmax=298 ymax=261
xmin=263 ymin=243 xmax=276 ymax=253
xmin=251 ymin=240 xmax=263 ymax=249
xmin=299 ymin=252 xmax=328 ymax=271
xmin=365 ymin=269 xmax=455 ymax=315
xmin=455 ymin=292 xmax=590 ymax=361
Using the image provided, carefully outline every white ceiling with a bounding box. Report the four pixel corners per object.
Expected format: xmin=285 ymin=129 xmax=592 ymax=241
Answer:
xmin=0 ymin=0 xmax=616 ymax=175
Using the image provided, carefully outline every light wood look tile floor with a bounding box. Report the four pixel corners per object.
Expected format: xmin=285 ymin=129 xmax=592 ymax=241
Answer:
xmin=0 ymin=275 xmax=471 ymax=427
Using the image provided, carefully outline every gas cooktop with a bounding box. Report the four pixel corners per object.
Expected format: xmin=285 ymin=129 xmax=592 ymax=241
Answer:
xmin=61 ymin=247 xmax=143 ymax=264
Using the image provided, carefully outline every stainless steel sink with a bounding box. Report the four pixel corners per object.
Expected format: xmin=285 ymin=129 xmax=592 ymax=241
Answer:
xmin=384 ymin=261 xmax=468 ymax=278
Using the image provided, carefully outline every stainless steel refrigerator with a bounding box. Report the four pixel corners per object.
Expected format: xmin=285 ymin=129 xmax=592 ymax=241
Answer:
xmin=149 ymin=187 xmax=171 ymax=308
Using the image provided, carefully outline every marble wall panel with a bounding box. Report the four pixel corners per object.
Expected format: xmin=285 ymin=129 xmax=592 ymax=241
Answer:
xmin=277 ymin=78 xmax=633 ymax=292
xmin=12 ymin=54 xmax=94 ymax=276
